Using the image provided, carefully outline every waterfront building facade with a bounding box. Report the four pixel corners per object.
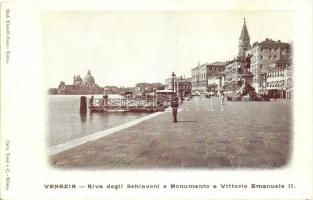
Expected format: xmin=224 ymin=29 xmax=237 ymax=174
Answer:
xmin=223 ymin=59 xmax=242 ymax=92
xmin=165 ymin=76 xmax=191 ymax=97
xmin=191 ymin=62 xmax=207 ymax=93
xmin=207 ymin=73 xmax=225 ymax=92
xmin=285 ymin=65 xmax=293 ymax=99
xmin=245 ymin=39 xmax=291 ymax=93
xmin=57 ymin=70 xmax=104 ymax=95
xmin=191 ymin=61 xmax=226 ymax=93
xmin=265 ymin=59 xmax=292 ymax=98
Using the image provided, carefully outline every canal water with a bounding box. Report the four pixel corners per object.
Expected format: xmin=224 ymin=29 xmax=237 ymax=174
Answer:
xmin=47 ymin=95 xmax=148 ymax=147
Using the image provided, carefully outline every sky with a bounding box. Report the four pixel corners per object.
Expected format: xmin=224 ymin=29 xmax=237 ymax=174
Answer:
xmin=42 ymin=11 xmax=294 ymax=88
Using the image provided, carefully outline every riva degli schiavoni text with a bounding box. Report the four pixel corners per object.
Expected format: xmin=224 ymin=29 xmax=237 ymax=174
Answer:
xmin=43 ymin=183 xmax=295 ymax=190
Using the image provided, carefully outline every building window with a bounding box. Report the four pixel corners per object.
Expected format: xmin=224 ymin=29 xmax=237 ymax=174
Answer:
xmin=269 ymin=55 xmax=272 ymax=59
xmin=274 ymin=55 xmax=277 ymax=59
xmin=260 ymin=55 xmax=263 ymax=59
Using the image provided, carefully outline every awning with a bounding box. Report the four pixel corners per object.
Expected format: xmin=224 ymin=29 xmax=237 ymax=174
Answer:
xmin=275 ymin=81 xmax=278 ymax=87
xmin=268 ymin=80 xmax=284 ymax=88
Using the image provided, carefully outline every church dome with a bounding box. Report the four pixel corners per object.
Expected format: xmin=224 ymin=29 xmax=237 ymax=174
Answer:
xmin=84 ymin=70 xmax=95 ymax=85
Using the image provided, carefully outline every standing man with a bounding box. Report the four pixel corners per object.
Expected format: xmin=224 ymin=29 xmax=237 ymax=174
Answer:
xmin=220 ymin=90 xmax=225 ymax=111
xmin=170 ymin=94 xmax=179 ymax=123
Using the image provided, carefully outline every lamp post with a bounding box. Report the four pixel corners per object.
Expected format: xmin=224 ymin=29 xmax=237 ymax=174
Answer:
xmin=172 ymin=72 xmax=176 ymax=94
xmin=153 ymin=87 xmax=157 ymax=110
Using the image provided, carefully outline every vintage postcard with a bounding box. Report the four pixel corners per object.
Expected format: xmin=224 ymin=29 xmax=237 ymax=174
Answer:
xmin=0 ymin=0 xmax=312 ymax=199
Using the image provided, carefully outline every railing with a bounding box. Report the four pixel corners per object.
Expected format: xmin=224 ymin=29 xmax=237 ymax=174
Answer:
xmin=89 ymin=95 xmax=172 ymax=112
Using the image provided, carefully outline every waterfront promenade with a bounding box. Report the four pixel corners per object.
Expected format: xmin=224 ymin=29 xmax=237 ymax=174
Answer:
xmin=50 ymin=97 xmax=291 ymax=169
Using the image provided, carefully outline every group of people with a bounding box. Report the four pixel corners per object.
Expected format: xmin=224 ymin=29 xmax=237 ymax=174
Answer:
xmin=170 ymin=91 xmax=225 ymax=123
xmin=89 ymin=95 xmax=109 ymax=108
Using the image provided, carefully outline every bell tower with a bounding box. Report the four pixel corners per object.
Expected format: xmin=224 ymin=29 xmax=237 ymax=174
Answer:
xmin=238 ymin=18 xmax=251 ymax=57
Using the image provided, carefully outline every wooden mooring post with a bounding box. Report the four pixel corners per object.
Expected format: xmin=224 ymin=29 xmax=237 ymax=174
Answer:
xmin=80 ymin=96 xmax=87 ymax=113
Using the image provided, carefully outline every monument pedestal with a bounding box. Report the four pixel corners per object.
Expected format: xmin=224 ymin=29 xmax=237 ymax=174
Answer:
xmin=241 ymin=72 xmax=254 ymax=85
xmin=234 ymin=71 xmax=258 ymax=100
xmin=228 ymin=54 xmax=269 ymax=101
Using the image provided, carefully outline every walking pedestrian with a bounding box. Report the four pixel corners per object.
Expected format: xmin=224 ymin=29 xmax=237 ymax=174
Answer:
xmin=220 ymin=91 xmax=225 ymax=111
xmin=170 ymin=94 xmax=179 ymax=123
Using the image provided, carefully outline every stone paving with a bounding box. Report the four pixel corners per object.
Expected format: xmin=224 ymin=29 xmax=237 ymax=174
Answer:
xmin=50 ymin=97 xmax=291 ymax=169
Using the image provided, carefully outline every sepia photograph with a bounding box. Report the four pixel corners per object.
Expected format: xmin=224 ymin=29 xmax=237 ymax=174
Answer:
xmin=1 ymin=1 xmax=312 ymax=199
xmin=44 ymin=11 xmax=293 ymax=169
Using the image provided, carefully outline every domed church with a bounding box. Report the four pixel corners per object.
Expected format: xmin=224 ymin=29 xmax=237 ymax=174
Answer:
xmin=84 ymin=70 xmax=95 ymax=86
xmin=58 ymin=70 xmax=104 ymax=95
